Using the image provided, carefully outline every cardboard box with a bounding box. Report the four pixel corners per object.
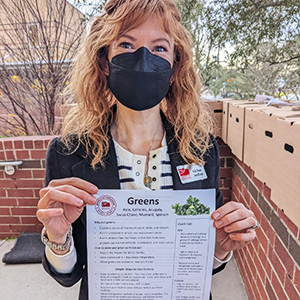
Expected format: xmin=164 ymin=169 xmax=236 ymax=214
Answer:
xmin=244 ymin=107 xmax=300 ymax=182
xmin=244 ymin=108 xmax=279 ymax=182
xmin=205 ymin=100 xmax=223 ymax=137
xmin=259 ymin=106 xmax=300 ymax=118
xmin=227 ymin=101 xmax=265 ymax=160
xmin=222 ymin=99 xmax=236 ymax=143
xmin=268 ymin=119 xmax=300 ymax=228
xmin=221 ymin=99 xmax=254 ymax=143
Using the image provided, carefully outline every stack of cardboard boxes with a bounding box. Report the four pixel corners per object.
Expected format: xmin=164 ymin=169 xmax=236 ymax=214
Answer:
xmin=206 ymin=99 xmax=300 ymax=228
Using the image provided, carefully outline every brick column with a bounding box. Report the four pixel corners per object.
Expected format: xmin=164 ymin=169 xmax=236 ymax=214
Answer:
xmin=0 ymin=136 xmax=53 ymax=238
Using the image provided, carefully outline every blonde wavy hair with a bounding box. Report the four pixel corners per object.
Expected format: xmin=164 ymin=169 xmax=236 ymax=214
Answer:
xmin=62 ymin=0 xmax=214 ymax=169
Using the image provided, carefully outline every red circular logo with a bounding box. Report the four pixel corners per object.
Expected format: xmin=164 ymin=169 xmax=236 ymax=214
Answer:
xmin=95 ymin=195 xmax=117 ymax=216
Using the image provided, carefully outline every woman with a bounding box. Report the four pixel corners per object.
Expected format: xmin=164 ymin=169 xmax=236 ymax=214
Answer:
xmin=37 ymin=0 xmax=257 ymax=299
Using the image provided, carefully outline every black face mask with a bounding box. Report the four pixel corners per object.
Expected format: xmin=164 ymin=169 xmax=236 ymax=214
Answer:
xmin=108 ymin=47 xmax=173 ymax=111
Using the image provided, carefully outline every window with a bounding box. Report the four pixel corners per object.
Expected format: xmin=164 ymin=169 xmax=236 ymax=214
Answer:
xmin=26 ymin=24 xmax=40 ymax=48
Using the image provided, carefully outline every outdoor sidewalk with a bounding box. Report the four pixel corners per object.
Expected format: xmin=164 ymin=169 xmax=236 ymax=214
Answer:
xmin=0 ymin=239 xmax=248 ymax=300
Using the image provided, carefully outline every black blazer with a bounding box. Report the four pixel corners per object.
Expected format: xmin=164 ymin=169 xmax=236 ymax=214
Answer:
xmin=42 ymin=121 xmax=226 ymax=300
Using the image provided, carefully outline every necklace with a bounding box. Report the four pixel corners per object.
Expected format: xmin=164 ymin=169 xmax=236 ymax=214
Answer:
xmin=143 ymin=125 xmax=160 ymax=189
xmin=115 ymin=121 xmax=161 ymax=189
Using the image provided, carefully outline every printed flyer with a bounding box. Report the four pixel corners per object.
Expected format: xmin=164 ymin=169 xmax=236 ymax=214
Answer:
xmin=86 ymin=189 xmax=216 ymax=300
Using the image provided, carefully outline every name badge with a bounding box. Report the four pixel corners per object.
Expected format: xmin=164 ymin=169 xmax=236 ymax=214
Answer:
xmin=176 ymin=164 xmax=208 ymax=184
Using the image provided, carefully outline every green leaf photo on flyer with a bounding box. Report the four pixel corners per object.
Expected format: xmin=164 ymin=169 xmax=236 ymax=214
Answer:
xmin=171 ymin=195 xmax=210 ymax=216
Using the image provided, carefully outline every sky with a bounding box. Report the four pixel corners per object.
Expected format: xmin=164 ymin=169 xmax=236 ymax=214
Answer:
xmin=67 ymin=0 xmax=100 ymax=15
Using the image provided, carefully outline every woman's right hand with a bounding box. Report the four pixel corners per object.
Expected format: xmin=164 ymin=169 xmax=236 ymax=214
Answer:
xmin=37 ymin=177 xmax=98 ymax=245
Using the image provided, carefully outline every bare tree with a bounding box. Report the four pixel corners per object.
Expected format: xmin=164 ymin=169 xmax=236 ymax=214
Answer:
xmin=0 ymin=0 xmax=86 ymax=136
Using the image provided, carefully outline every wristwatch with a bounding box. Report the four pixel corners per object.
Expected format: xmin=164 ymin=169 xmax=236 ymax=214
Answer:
xmin=41 ymin=227 xmax=72 ymax=251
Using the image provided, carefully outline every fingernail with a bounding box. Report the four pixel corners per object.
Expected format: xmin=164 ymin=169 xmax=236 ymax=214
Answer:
xmin=216 ymin=220 xmax=222 ymax=227
xmin=90 ymin=186 xmax=98 ymax=193
xmin=213 ymin=212 xmax=220 ymax=220
xmin=225 ymin=226 xmax=231 ymax=232
xmin=89 ymin=197 xmax=96 ymax=204
xmin=230 ymin=234 xmax=236 ymax=239
xmin=77 ymin=200 xmax=84 ymax=206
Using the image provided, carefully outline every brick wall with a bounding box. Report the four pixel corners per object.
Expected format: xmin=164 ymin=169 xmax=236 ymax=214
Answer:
xmin=232 ymin=156 xmax=300 ymax=300
xmin=0 ymin=136 xmax=52 ymax=238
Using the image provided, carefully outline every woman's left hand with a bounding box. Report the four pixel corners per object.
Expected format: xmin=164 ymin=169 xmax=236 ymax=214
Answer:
xmin=212 ymin=202 xmax=257 ymax=260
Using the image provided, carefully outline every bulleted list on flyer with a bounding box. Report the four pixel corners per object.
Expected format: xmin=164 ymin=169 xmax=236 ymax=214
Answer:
xmin=87 ymin=189 xmax=216 ymax=300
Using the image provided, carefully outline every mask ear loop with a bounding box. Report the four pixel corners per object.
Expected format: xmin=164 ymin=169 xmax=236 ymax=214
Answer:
xmin=174 ymin=50 xmax=181 ymax=64
xmin=170 ymin=53 xmax=179 ymax=86
xmin=170 ymin=77 xmax=174 ymax=86
xmin=97 ymin=47 xmax=109 ymax=76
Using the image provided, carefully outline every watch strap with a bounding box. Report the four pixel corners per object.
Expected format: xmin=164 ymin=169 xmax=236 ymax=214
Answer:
xmin=41 ymin=226 xmax=72 ymax=252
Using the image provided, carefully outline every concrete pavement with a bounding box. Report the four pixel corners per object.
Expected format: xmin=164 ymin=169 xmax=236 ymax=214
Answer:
xmin=0 ymin=240 xmax=80 ymax=300
xmin=0 ymin=240 xmax=248 ymax=300
xmin=211 ymin=255 xmax=249 ymax=300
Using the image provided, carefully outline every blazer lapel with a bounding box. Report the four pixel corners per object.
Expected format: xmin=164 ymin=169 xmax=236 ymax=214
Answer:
xmin=71 ymin=138 xmax=120 ymax=190
xmin=165 ymin=121 xmax=205 ymax=191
